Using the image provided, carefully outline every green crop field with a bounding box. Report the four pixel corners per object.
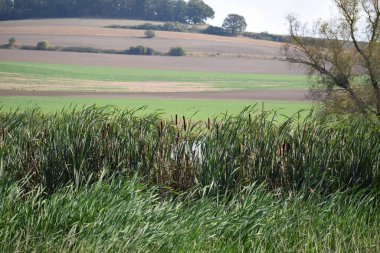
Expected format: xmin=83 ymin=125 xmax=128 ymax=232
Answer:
xmin=0 ymin=96 xmax=313 ymax=119
xmin=0 ymin=61 xmax=309 ymax=90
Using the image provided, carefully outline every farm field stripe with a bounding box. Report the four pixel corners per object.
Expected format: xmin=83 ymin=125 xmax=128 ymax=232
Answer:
xmin=0 ymin=96 xmax=312 ymax=119
xmin=0 ymin=61 xmax=310 ymax=90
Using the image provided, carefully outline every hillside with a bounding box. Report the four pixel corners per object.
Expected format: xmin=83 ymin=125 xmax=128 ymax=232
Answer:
xmin=0 ymin=19 xmax=301 ymax=74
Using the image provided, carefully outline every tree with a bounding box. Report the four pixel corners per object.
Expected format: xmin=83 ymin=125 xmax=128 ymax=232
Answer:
xmin=187 ymin=0 xmax=214 ymax=24
xmin=222 ymin=14 xmax=247 ymax=36
xmin=145 ymin=29 xmax=155 ymax=38
xmin=283 ymin=0 xmax=380 ymax=117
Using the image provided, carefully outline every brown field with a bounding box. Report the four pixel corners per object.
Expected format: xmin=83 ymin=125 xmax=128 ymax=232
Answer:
xmin=0 ymin=19 xmax=307 ymax=101
xmin=0 ymin=49 xmax=301 ymax=74
xmin=0 ymin=71 xmax=217 ymax=92
xmin=0 ymin=19 xmax=282 ymax=57
xmin=0 ymin=89 xmax=309 ymax=101
xmin=0 ymin=19 xmax=303 ymax=74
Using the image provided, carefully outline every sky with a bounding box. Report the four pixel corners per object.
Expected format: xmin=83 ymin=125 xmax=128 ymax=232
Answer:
xmin=203 ymin=0 xmax=337 ymax=35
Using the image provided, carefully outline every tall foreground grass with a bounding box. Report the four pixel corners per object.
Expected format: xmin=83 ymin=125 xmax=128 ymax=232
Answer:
xmin=0 ymin=106 xmax=379 ymax=195
xmin=1 ymin=178 xmax=379 ymax=252
xmin=1 ymin=106 xmax=380 ymax=252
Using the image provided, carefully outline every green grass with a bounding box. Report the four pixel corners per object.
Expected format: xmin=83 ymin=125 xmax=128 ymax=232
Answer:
xmin=1 ymin=107 xmax=379 ymax=252
xmin=0 ymin=96 xmax=312 ymax=119
xmin=0 ymin=61 xmax=309 ymax=90
xmin=1 ymin=178 xmax=379 ymax=252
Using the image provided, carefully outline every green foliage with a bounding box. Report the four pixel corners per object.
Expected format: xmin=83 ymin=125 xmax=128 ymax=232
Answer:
xmin=222 ymin=14 xmax=247 ymax=36
xmin=144 ymin=29 xmax=156 ymax=38
xmin=8 ymin=37 xmax=16 ymax=47
xmin=187 ymin=0 xmax=215 ymax=24
xmin=36 ymin=40 xmax=50 ymax=50
xmin=0 ymin=178 xmax=379 ymax=252
xmin=243 ymin=31 xmax=286 ymax=42
xmin=106 ymin=21 xmax=203 ymax=33
xmin=0 ymin=0 xmax=215 ymax=24
xmin=1 ymin=106 xmax=379 ymax=251
xmin=60 ymin=46 xmax=101 ymax=53
xmin=0 ymin=106 xmax=379 ymax=195
xmin=201 ymin=25 xmax=229 ymax=36
xmin=169 ymin=46 xmax=186 ymax=56
xmin=127 ymin=45 xmax=155 ymax=55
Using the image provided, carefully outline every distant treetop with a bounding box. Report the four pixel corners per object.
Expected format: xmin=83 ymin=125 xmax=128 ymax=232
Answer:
xmin=0 ymin=0 xmax=215 ymax=24
xmin=222 ymin=14 xmax=247 ymax=36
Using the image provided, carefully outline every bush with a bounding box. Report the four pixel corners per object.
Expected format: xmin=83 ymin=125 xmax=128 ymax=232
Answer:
xmin=145 ymin=47 xmax=154 ymax=55
xmin=145 ymin=30 xmax=156 ymax=39
xmin=36 ymin=41 xmax=50 ymax=50
xmin=201 ymin=25 xmax=229 ymax=36
xmin=106 ymin=22 xmax=202 ymax=33
xmin=169 ymin=47 xmax=186 ymax=56
xmin=128 ymin=45 xmax=146 ymax=55
xmin=127 ymin=45 xmax=155 ymax=55
xmin=61 ymin=46 xmax=100 ymax=53
xmin=8 ymin=37 xmax=16 ymax=47
xmin=242 ymin=32 xmax=286 ymax=42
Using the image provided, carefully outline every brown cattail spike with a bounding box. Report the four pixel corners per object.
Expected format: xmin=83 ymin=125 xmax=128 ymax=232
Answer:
xmin=183 ymin=116 xmax=187 ymax=131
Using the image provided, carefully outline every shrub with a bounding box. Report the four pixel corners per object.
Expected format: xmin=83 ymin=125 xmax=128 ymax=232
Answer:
xmin=128 ymin=45 xmax=146 ymax=55
xmin=169 ymin=47 xmax=186 ymax=56
xmin=36 ymin=40 xmax=50 ymax=50
xmin=127 ymin=45 xmax=155 ymax=55
xmin=8 ymin=37 xmax=16 ymax=47
xmin=242 ymin=32 xmax=286 ymax=42
xmin=145 ymin=30 xmax=156 ymax=39
xmin=106 ymin=22 xmax=202 ymax=33
xmin=145 ymin=47 xmax=154 ymax=55
xmin=61 ymin=47 xmax=100 ymax=53
xmin=201 ymin=25 xmax=229 ymax=36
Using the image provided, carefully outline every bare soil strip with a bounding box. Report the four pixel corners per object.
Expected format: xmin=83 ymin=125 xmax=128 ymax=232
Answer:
xmin=0 ymin=49 xmax=303 ymax=74
xmin=0 ymin=72 xmax=217 ymax=92
xmin=0 ymin=19 xmax=284 ymax=59
xmin=0 ymin=25 xmax=282 ymax=48
xmin=0 ymin=89 xmax=310 ymax=101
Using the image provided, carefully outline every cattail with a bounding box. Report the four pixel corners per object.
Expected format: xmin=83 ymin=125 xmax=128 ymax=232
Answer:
xmin=183 ymin=116 xmax=187 ymax=131
xmin=176 ymin=129 xmax=180 ymax=144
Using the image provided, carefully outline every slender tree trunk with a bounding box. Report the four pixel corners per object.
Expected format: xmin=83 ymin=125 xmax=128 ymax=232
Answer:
xmin=346 ymin=87 xmax=368 ymax=114
xmin=376 ymin=89 xmax=380 ymax=120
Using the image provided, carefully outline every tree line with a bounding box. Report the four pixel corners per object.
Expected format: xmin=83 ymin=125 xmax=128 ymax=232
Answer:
xmin=0 ymin=0 xmax=214 ymax=24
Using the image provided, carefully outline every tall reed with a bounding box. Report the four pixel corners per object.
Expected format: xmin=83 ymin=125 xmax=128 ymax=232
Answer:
xmin=0 ymin=106 xmax=379 ymax=195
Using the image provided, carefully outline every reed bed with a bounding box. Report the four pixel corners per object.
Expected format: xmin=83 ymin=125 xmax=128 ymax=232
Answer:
xmin=0 ymin=106 xmax=379 ymax=195
xmin=1 ymin=106 xmax=380 ymax=252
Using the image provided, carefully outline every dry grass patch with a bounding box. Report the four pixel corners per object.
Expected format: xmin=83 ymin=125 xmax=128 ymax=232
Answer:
xmin=0 ymin=72 xmax=217 ymax=92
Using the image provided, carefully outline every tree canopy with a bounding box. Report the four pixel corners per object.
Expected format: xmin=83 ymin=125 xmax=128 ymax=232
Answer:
xmin=222 ymin=14 xmax=247 ymax=36
xmin=0 ymin=0 xmax=214 ymax=24
xmin=187 ymin=0 xmax=215 ymax=24
xmin=283 ymin=0 xmax=380 ymax=117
